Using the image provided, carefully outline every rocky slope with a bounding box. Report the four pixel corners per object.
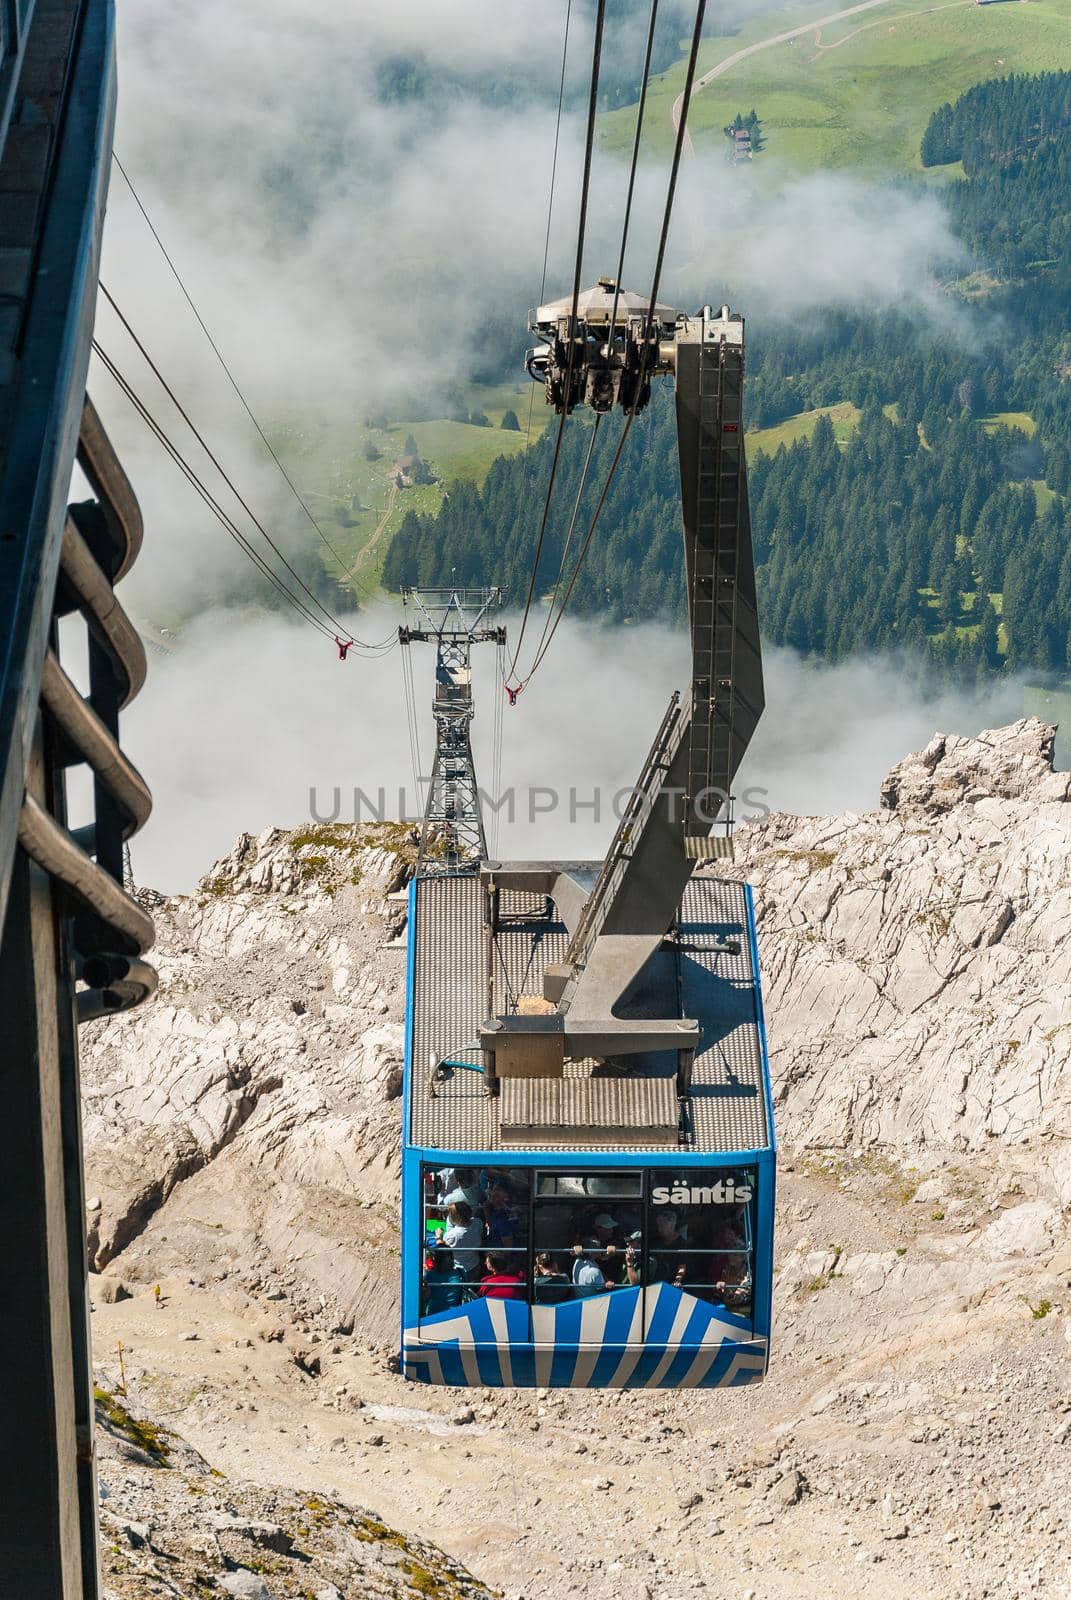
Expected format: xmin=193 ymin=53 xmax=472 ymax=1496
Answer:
xmin=82 ymin=823 xmax=414 ymax=1343
xmin=734 ymin=717 xmax=1071 ymax=1209
xmin=80 ymin=720 xmax=1071 ymax=1600
xmin=94 ymin=1380 xmax=493 ymax=1600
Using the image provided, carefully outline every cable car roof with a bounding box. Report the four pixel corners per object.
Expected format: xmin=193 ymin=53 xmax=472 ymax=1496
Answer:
xmin=407 ymin=873 xmax=771 ymax=1157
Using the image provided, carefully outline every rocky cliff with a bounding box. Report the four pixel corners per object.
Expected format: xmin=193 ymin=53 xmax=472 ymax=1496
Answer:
xmin=82 ymin=824 xmax=415 ymax=1342
xmin=80 ymin=720 xmax=1071 ymax=1600
xmin=734 ymin=717 xmax=1071 ymax=1212
xmin=95 ymin=1382 xmax=493 ymax=1600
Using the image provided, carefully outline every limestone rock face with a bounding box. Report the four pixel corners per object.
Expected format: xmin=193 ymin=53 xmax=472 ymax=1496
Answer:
xmin=80 ymin=824 xmax=415 ymax=1335
xmin=734 ymin=716 xmax=1071 ymax=1201
xmin=977 ymin=1200 xmax=1057 ymax=1260
xmin=879 ymin=719 xmax=1071 ymax=813
xmin=82 ymin=722 xmax=1071 ymax=1343
xmin=80 ymin=731 xmax=1071 ymax=1600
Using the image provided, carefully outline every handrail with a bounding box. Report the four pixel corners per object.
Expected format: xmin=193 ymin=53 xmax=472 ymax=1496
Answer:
xmin=76 ymin=393 xmax=144 ymax=581
xmin=58 ymin=514 xmax=147 ymax=705
xmin=0 ymin=10 xmax=149 ymax=1591
xmin=40 ymin=650 xmax=151 ymax=834
xmin=18 ymin=793 xmax=154 ymax=951
xmin=565 ymin=691 xmax=686 ymax=969
xmin=11 ymin=398 xmax=157 ymax=1008
xmin=76 ymin=954 xmax=158 ymax=1023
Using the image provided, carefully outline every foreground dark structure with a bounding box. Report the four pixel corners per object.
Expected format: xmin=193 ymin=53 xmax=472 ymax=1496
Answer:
xmin=0 ymin=3 xmax=154 ymax=1592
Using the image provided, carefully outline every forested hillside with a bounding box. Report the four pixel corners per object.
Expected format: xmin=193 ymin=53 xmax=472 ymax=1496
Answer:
xmin=926 ymin=71 xmax=1071 ymax=279
xmin=922 ymin=70 xmax=1071 ymax=174
xmin=383 ymin=71 xmax=1071 ymax=683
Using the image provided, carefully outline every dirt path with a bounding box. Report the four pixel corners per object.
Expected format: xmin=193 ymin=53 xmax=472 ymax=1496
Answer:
xmin=344 ymin=477 xmax=398 ymax=581
xmin=89 ymin=1270 xmax=944 ymax=1600
xmin=671 ymin=0 xmax=900 ymax=156
xmin=810 ymin=0 xmax=972 ymax=57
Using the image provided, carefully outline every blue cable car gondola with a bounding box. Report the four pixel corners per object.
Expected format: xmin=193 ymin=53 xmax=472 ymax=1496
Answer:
xmin=400 ymin=869 xmax=775 ymax=1391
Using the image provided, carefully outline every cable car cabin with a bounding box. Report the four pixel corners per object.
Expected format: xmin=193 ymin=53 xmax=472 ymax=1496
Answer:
xmin=400 ymin=869 xmax=775 ymax=1390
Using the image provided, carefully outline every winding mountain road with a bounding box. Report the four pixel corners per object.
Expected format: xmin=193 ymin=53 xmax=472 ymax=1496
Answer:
xmin=671 ymin=0 xmax=900 ymax=156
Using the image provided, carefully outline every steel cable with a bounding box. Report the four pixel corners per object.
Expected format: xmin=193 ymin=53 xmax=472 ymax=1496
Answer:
xmin=93 ymin=341 xmax=345 ymax=642
xmin=98 ymin=284 xmax=395 ymax=651
xmin=400 ymin=637 xmax=425 ymax=819
xmin=519 ymin=0 xmax=658 ymax=677
xmin=517 ymin=0 xmax=708 ymax=688
xmin=110 ymin=153 xmax=380 ymax=606
xmin=95 ymin=342 xmax=398 ymax=657
xmin=506 ymin=0 xmax=607 ymax=684
xmin=539 ymin=0 xmax=573 ymax=310
xmin=507 ymin=0 xmax=576 ymax=622
xmin=524 ymin=411 xmax=602 ymax=674
xmin=606 ymin=0 xmax=661 ymax=352
xmin=489 ymin=636 xmax=506 ymax=857
xmin=525 ymin=0 xmax=659 ymax=671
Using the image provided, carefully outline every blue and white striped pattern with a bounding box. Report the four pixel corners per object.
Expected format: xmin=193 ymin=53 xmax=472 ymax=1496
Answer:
xmin=402 ymin=1284 xmax=767 ymax=1389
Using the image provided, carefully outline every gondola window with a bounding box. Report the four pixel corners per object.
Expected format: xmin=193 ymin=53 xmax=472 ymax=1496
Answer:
xmin=644 ymin=1167 xmax=756 ymax=1327
xmin=418 ymin=1165 xmax=756 ymax=1329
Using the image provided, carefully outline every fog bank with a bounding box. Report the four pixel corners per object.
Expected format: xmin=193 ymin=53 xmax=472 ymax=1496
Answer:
xmin=97 ymin=611 xmax=1035 ymax=894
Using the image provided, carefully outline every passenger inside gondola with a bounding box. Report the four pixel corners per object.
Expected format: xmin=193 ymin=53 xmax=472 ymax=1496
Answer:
xmin=421 ymin=1247 xmax=466 ymax=1314
xmin=590 ymin=1212 xmax=624 ymax=1248
xmin=570 ymin=1239 xmax=607 ymax=1296
xmin=443 ymin=1200 xmax=483 ymax=1283
xmin=479 ymin=1251 xmax=525 ymax=1299
xmin=619 ymin=1233 xmax=644 ymax=1286
xmin=417 ymin=1165 xmax=757 ymax=1325
xmin=708 ymin=1209 xmax=751 ymax=1309
xmin=533 ymin=1252 xmax=573 ymax=1303
xmin=484 ymin=1180 xmax=522 ymax=1250
xmin=648 ymin=1206 xmax=690 ymax=1287
xmin=440 ymin=1167 xmax=481 ymax=1208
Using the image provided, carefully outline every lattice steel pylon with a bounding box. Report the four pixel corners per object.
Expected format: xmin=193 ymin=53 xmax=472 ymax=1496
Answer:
xmin=399 ymin=587 xmax=505 ymax=876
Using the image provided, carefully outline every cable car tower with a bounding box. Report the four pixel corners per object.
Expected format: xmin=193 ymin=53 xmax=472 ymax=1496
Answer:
xmin=399 ymin=586 xmax=505 ymax=876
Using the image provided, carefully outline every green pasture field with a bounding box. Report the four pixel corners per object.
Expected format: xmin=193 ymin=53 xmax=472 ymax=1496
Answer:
xmin=600 ymin=0 xmax=1071 ymax=176
xmin=275 ymin=382 xmax=549 ymax=592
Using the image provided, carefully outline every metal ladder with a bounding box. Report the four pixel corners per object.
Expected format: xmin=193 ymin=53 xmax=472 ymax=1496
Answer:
xmin=686 ymin=334 xmax=744 ymax=843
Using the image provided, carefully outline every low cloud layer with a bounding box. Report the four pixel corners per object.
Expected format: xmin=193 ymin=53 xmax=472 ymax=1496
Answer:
xmin=92 ymin=1 xmax=976 ymax=627
xmin=106 ymin=0 xmax=967 ymax=409
xmin=94 ymin=610 xmax=1035 ymax=894
xmin=666 ymin=166 xmax=967 ymax=320
xmin=86 ymin=1 xmax=1000 ymax=891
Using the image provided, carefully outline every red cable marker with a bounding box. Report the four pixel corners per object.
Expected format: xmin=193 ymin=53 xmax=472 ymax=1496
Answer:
xmin=335 ymin=637 xmax=353 ymax=660
xmin=505 ymin=684 xmax=521 ymax=706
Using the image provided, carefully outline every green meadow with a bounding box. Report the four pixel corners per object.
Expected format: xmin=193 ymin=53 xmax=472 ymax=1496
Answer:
xmin=600 ymin=0 xmax=1071 ymax=175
